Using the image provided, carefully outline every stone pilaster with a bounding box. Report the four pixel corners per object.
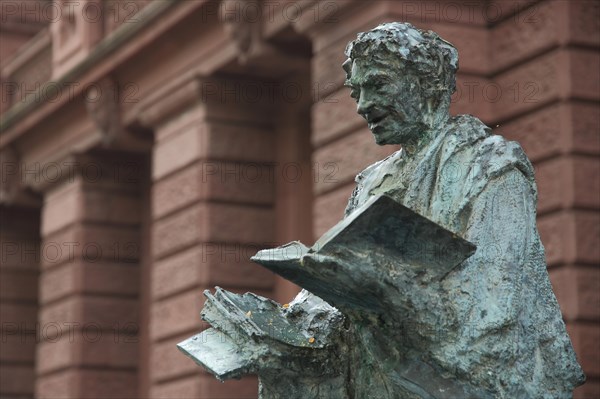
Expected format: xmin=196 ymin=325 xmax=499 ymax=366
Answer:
xmin=490 ymin=4 xmax=600 ymax=396
xmin=34 ymin=151 xmax=145 ymax=399
xmin=0 ymin=206 xmax=40 ymax=399
xmin=147 ymin=77 xmax=279 ymax=398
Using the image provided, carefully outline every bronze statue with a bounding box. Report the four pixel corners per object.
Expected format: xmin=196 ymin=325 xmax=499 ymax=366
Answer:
xmin=179 ymin=22 xmax=585 ymax=398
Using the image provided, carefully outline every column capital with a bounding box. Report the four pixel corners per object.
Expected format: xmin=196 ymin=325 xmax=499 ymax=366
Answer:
xmin=85 ymin=76 xmax=121 ymax=147
xmin=0 ymin=144 xmax=41 ymax=207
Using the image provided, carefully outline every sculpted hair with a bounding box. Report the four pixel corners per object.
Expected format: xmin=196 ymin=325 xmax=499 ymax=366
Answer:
xmin=343 ymin=22 xmax=459 ymax=101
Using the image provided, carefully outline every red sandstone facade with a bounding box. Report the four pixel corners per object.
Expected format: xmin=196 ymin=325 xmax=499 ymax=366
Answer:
xmin=0 ymin=1 xmax=598 ymax=398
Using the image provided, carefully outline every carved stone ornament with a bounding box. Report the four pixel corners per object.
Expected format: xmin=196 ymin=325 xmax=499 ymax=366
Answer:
xmin=0 ymin=145 xmax=21 ymax=204
xmin=0 ymin=145 xmax=41 ymax=207
xmin=85 ymin=76 xmax=121 ymax=146
xmin=220 ymin=0 xmax=263 ymax=64
xmin=178 ymin=22 xmax=585 ymax=399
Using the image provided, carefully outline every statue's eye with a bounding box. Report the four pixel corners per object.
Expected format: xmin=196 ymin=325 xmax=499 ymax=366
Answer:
xmin=373 ymin=82 xmax=388 ymax=92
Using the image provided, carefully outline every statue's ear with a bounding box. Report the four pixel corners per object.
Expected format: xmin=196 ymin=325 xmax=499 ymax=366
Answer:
xmin=342 ymin=59 xmax=353 ymax=79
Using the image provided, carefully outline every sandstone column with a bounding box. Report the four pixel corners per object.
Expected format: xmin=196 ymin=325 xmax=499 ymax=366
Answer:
xmin=0 ymin=206 xmax=40 ymax=399
xmin=490 ymin=2 xmax=600 ymax=397
xmin=34 ymin=152 xmax=144 ymax=399
xmin=146 ymin=77 xmax=277 ymax=398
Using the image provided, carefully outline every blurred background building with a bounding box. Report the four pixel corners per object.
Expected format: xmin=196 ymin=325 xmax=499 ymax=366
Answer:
xmin=0 ymin=0 xmax=598 ymax=398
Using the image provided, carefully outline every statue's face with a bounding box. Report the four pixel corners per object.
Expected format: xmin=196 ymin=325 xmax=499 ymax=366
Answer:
xmin=348 ymin=58 xmax=428 ymax=146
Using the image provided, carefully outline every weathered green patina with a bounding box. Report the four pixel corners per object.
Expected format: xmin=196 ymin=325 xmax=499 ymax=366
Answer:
xmin=179 ymin=22 xmax=585 ymax=398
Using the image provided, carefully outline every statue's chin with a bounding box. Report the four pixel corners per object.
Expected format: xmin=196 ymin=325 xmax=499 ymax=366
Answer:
xmin=373 ymin=135 xmax=395 ymax=146
xmin=372 ymin=123 xmax=427 ymax=146
xmin=371 ymin=126 xmax=400 ymax=146
xmin=371 ymin=129 xmax=407 ymax=146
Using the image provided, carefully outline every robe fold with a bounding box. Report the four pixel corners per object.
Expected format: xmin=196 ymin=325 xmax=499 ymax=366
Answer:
xmin=324 ymin=115 xmax=585 ymax=398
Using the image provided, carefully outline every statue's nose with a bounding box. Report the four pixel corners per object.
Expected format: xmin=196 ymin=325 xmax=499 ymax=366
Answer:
xmin=357 ymin=92 xmax=375 ymax=117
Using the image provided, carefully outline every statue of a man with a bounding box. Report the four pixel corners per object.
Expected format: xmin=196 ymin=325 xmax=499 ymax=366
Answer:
xmin=333 ymin=21 xmax=585 ymax=398
xmin=179 ymin=22 xmax=585 ymax=399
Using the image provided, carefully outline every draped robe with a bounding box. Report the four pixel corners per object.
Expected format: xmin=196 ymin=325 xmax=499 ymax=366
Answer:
xmin=298 ymin=115 xmax=585 ymax=398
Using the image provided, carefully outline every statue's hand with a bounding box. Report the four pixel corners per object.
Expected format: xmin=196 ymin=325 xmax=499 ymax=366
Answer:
xmin=179 ymin=288 xmax=345 ymax=381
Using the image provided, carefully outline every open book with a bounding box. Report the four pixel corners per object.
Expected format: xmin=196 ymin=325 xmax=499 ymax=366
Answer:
xmin=178 ymin=195 xmax=477 ymax=382
xmin=252 ymin=194 xmax=476 ymax=310
xmin=178 ymin=288 xmax=343 ymax=380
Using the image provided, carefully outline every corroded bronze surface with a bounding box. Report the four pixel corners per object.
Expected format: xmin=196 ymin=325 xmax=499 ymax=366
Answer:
xmin=179 ymin=22 xmax=584 ymax=399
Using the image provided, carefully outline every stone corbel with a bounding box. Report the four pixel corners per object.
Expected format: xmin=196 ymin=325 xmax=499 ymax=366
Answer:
xmin=86 ymin=76 xmax=153 ymax=151
xmin=85 ymin=76 xmax=122 ymax=147
xmin=218 ymin=0 xmax=310 ymax=76
xmin=0 ymin=145 xmax=41 ymax=207
xmin=220 ymin=0 xmax=264 ymax=64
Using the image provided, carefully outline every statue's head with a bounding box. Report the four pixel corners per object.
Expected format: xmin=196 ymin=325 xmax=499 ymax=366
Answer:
xmin=343 ymin=22 xmax=458 ymax=147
